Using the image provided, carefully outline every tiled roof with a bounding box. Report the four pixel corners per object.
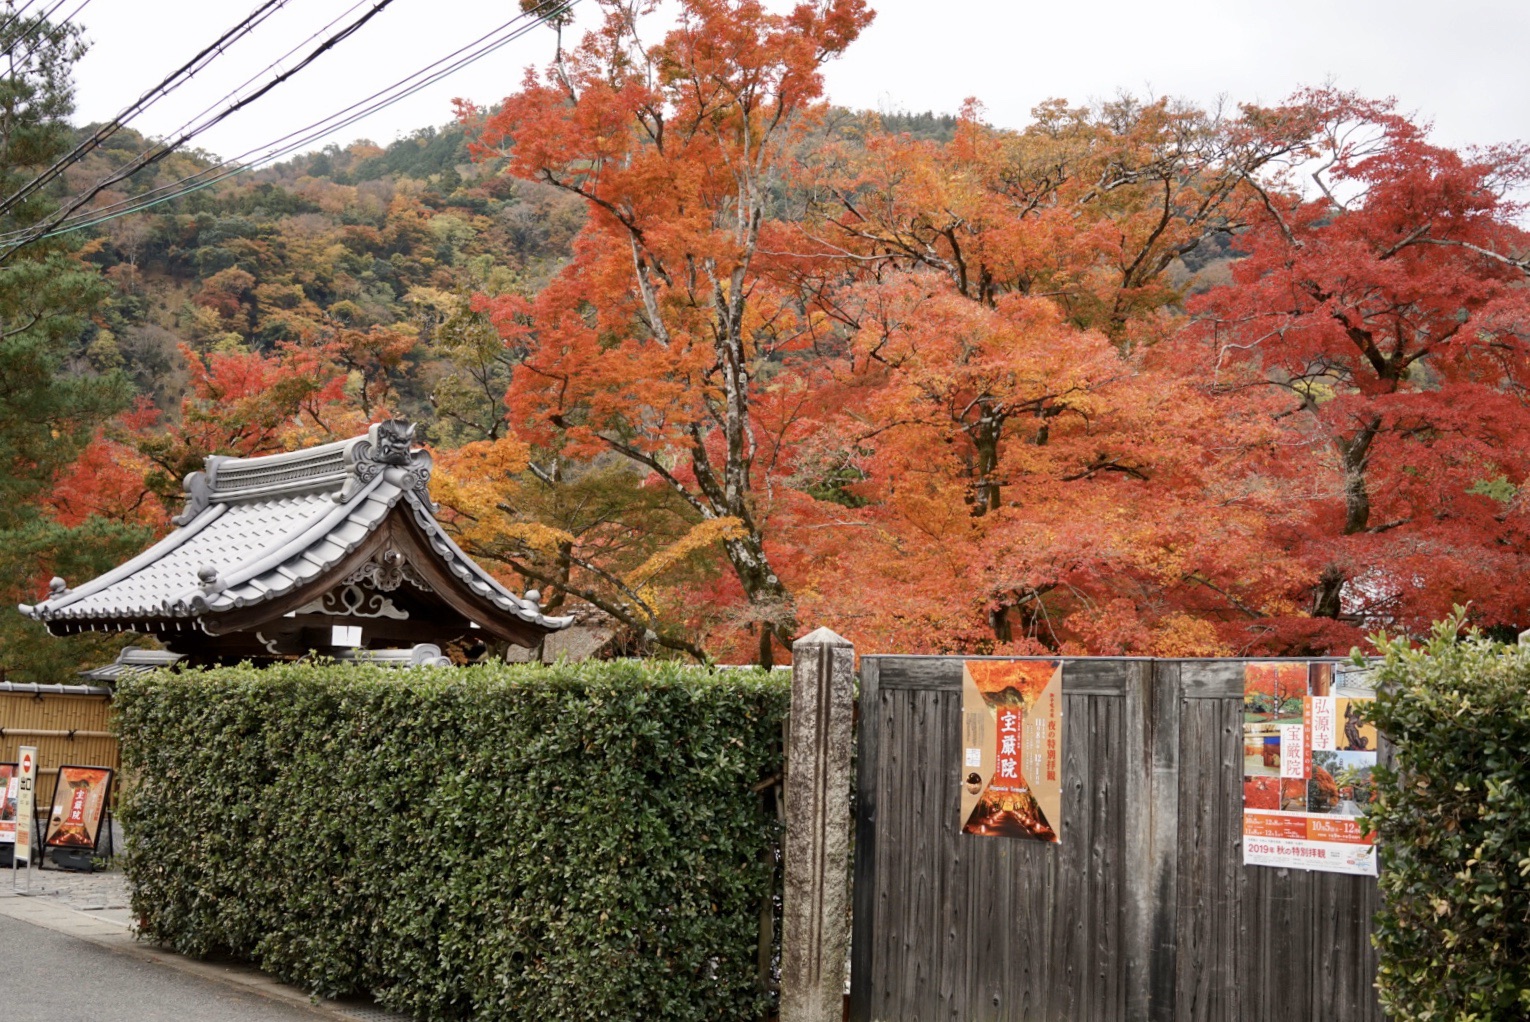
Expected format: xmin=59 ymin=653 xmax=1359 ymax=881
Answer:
xmin=0 ymin=681 xmax=112 ymax=695
xmin=79 ymin=647 xmax=185 ymax=681
xmin=18 ymin=421 xmax=571 ymax=634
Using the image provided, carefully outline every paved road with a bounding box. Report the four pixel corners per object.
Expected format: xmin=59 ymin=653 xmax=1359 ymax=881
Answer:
xmin=0 ymin=915 xmax=328 ymax=1021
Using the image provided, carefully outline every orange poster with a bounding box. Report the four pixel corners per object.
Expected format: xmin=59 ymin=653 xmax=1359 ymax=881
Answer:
xmin=43 ymin=766 xmax=113 ymax=851
xmin=1242 ymin=662 xmax=1377 ymax=876
xmin=959 ymin=660 xmax=1062 ymax=843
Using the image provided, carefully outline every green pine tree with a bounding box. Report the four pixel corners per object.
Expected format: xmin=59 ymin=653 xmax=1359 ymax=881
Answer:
xmin=0 ymin=6 xmax=149 ymax=682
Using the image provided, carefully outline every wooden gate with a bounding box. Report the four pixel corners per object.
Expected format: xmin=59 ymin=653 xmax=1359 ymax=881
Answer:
xmin=850 ymin=656 xmax=1383 ymax=1022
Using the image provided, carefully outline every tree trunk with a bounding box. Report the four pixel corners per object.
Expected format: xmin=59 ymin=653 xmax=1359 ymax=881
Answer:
xmin=1338 ymin=425 xmax=1378 ymax=536
xmin=991 ymin=605 xmax=1012 ymax=643
xmin=542 ymin=539 xmax=573 ymax=613
xmin=722 ymin=531 xmax=797 ymax=665
xmin=1313 ymin=565 xmax=1345 ymax=619
xmin=971 ymin=413 xmax=1002 ymax=514
xmin=1313 ymin=417 xmax=1381 ymax=619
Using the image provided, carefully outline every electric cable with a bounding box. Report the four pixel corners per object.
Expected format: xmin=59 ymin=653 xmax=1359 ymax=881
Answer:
xmin=0 ymin=0 xmax=579 ymax=245
xmin=0 ymin=0 xmax=294 ymax=219
xmin=0 ymin=0 xmax=574 ymax=246
xmin=0 ymin=0 xmax=46 ymax=45
xmin=109 ymin=0 xmax=574 ymax=210
xmin=39 ymin=0 xmax=378 ymax=225
xmin=0 ymin=0 xmax=51 ymax=59
xmin=153 ymin=0 xmax=375 ymax=152
xmin=1 ymin=0 xmax=86 ymax=70
xmin=4 ymin=0 xmax=374 ymax=239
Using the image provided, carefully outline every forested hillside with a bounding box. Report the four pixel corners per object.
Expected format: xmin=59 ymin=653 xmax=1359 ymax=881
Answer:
xmin=5 ymin=0 xmax=1530 ymax=678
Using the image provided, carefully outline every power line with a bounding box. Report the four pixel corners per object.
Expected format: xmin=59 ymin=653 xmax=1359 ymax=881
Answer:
xmin=0 ymin=0 xmax=415 ymax=261
xmin=2 ymin=0 xmax=576 ymax=245
xmin=11 ymin=0 xmax=373 ymax=232
xmin=0 ymin=0 xmax=293 ymax=220
xmin=0 ymin=0 xmax=52 ymax=59
xmin=1 ymin=0 xmax=580 ymax=244
xmin=1 ymin=0 xmax=88 ymax=71
xmin=10 ymin=0 xmax=71 ymax=46
xmin=154 ymin=0 xmax=376 ymax=150
xmin=0 ymin=0 xmax=46 ymax=45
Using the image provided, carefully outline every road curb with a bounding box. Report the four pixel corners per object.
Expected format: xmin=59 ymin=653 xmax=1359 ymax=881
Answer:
xmin=0 ymin=891 xmax=402 ymax=1021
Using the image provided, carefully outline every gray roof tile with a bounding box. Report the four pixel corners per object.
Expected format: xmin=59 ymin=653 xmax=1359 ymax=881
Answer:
xmin=20 ymin=421 xmax=572 ymax=635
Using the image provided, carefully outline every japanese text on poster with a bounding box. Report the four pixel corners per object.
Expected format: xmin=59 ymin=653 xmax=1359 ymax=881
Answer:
xmin=43 ymin=766 xmax=113 ymax=851
xmin=14 ymin=747 xmax=37 ymax=865
xmin=959 ymin=661 xmax=1063 ymax=843
xmin=1242 ymin=662 xmax=1377 ymax=876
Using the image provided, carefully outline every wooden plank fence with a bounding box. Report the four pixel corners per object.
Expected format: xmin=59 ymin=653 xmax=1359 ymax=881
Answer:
xmin=848 ymin=655 xmax=1384 ymax=1022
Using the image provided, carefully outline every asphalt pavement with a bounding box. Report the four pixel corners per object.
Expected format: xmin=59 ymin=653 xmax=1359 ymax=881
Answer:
xmin=0 ymin=867 xmax=407 ymax=1022
xmin=0 ymin=913 xmax=329 ymax=1021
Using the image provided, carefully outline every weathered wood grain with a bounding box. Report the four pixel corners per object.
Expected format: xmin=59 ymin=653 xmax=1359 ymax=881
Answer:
xmin=852 ymin=657 xmax=1384 ymax=1022
xmin=849 ymin=659 xmax=880 ymax=1020
xmin=872 ymin=656 xmax=1131 ymax=694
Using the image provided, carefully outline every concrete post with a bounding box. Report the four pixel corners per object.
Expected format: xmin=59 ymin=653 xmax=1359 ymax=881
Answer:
xmin=780 ymin=627 xmax=855 ymax=1022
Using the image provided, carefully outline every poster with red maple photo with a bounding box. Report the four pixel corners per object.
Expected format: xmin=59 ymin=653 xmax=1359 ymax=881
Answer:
xmin=959 ymin=661 xmax=1062 ymax=843
xmin=42 ymin=766 xmax=112 ymax=851
xmin=1242 ymin=662 xmax=1377 ymax=876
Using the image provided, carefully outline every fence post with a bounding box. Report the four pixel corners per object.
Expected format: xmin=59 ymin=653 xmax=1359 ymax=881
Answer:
xmin=780 ymin=627 xmax=855 ymax=1022
xmin=1123 ymin=658 xmax=1181 ymax=1021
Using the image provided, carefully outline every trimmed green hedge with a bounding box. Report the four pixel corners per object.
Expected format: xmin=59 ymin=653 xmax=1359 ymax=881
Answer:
xmin=1365 ymin=615 xmax=1530 ymax=1021
xmin=114 ymin=661 xmax=787 ymax=1021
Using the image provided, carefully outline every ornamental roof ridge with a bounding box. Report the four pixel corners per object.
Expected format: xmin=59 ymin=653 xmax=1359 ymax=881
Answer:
xmin=16 ymin=420 xmax=573 ymax=646
xmin=174 ymin=419 xmax=432 ymax=525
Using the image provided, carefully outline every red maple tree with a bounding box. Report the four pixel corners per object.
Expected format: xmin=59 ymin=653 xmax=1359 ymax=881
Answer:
xmin=1193 ymin=89 xmax=1530 ymax=649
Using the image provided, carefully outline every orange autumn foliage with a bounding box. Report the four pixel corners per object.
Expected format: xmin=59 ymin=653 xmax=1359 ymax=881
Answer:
xmin=461 ymin=0 xmax=874 ymax=663
xmin=1243 ymin=662 xmax=1309 ymax=708
xmin=1244 ymin=776 xmax=1280 ymax=811
xmin=30 ymin=5 xmax=1530 ymax=667
xmin=1310 ymin=767 xmax=1340 ymax=813
xmin=114 ymin=343 xmax=365 ymax=508
xmin=966 ymin=660 xmax=1056 ymax=703
xmin=43 ymin=431 xmax=166 ymax=529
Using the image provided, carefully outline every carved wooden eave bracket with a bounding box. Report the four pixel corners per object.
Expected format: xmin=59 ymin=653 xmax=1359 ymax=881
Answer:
xmin=18 ymin=420 xmax=571 ymax=652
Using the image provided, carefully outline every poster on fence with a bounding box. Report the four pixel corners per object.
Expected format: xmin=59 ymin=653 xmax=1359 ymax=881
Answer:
xmin=959 ymin=660 xmax=1062 ymax=843
xmin=0 ymin=764 xmax=15 ymax=844
xmin=1242 ymin=662 xmax=1377 ymax=876
xmin=43 ymin=766 xmax=113 ymax=851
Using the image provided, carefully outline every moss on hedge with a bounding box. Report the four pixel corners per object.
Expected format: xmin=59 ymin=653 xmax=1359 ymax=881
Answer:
xmin=114 ymin=660 xmax=786 ymax=1021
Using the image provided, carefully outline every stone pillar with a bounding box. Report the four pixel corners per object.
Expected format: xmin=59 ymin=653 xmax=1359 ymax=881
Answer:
xmin=780 ymin=627 xmax=855 ymax=1022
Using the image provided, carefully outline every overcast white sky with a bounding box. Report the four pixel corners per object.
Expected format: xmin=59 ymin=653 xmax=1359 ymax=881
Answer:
xmin=68 ymin=0 xmax=1530 ymax=164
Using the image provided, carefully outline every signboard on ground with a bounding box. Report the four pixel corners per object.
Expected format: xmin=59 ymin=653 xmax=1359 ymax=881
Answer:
xmin=43 ymin=766 xmax=114 ymax=852
xmin=1242 ymin=662 xmax=1378 ymax=875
